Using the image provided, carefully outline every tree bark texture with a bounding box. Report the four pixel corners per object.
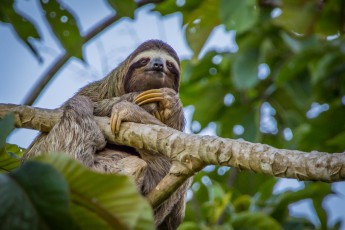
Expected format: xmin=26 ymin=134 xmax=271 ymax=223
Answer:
xmin=1 ymin=103 xmax=345 ymax=207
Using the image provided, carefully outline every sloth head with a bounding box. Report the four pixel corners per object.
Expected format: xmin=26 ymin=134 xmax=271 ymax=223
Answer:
xmin=123 ymin=40 xmax=180 ymax=93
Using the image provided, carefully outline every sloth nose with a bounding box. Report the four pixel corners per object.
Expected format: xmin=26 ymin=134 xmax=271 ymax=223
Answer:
xmin=152 ymin=58 xmax=164 ymax=71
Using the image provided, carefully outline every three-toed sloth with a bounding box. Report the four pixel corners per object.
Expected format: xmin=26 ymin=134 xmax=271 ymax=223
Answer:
xmin=23 ymin=40 xmax=191 ymax=229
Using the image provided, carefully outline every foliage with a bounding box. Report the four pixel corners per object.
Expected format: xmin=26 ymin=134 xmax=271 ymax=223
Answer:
xmin=0 ymin=116 xmax=154 ymax=229
xmin=1 ymin=0 xmax=345 ymax=229
xmin=153 ymin=0 xmax=344 ymax=229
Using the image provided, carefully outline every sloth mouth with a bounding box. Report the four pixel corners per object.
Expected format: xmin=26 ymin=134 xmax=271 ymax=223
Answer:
xmin=145 ymin=69 xmax=167 ymax=77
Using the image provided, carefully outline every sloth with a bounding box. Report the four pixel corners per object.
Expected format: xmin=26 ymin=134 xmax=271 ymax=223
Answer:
xmin=23 ymin=39 xmax=191 ymax=229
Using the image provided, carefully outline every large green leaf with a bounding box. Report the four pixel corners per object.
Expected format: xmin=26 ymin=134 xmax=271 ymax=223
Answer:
xmin=37 ymin=154 xmax=154 ymax=229
xmin=0 ymin=0 xmax=42 ymax=61
xmin=0 ymin=161 xmax=78 ymax=229
xmin=220 ymin=0 xmax=259 ymax=33
xmin=40 ymin=0 xmax=84 ymax=60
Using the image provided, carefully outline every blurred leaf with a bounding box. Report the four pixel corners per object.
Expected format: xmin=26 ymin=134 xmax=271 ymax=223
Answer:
xmin=220 ymin=0 xmax=259 ymax=33
xmin=270 ymin=182 xmax=331 ymax=222
xmin=0 ymin=161 xmax=78 ymax=229
xmin=327 ymin=131 xmax=345 ymax=149
xmin=282 ymin=217 xmax=315 ymax=230
xmin=40 ymin=0 xmax=84 ymax=60
xmin=155 ymin=0 xmax=220 ymax=58
xmin=37 ymin=153 xmax=154 ymax=229
xmin=314 ymin=0 xmax=342 ymax=36
xmin=274 ymin=1 xmax=317 ymax=35
xmin=185 ymin=0 xmax=220 ymax=59
xmin=299 ymin=106 xmax=345 ymax=152
xmin=0 ymin=144 xmax=24 ymax=173
xmin=207 ymin=182 xmax=232 ymax=224
xmin=308 ymin=52 xmax=343 ymax=85
xmin=232 ymin=170 xmax=272 ymax=197
xmin=232 ymin=47 xmax=260 ymax=90
xmin=178 ymin=222 xmax=201 ymax=230
xmin=0 ymin=113 xmax=14 ymax=149
xmin=313 ymin=198 xmax=327 ymax=230
xmin=233 ymin=195 xmax=251 ymax=213
xmin=275 ymin=49 xmax=319 ymax=87
xmin=180 ymin=52 xmax=227 ymax=129
xmin=106 ymin=0 xmax=136 ymax=18
xmin=0 ymin=0 xmax=42 ymax=61
xmin=231 ymin=212 xmax=282 ymax=230
xmin=154 ymin=0 xmax=202 ymax=16
xmin=254 ymin=177 xmax=278 ymax=205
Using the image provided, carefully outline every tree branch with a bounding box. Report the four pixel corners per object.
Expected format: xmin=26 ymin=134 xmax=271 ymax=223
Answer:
xmin=1 ymin=103 xmax=345 ymax=207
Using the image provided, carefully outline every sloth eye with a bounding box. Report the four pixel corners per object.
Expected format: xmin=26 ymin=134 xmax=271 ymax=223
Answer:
xmin=167 ymin=62 xmax=173 ymax=68
xmin=140 ymin=58 xmax=149 ymax=65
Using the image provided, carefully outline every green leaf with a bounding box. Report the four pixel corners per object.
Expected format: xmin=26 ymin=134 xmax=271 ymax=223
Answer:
xmin=282 ymin=217 xmax=315 ymax=230
xmin=0 ymin=113 xmax=14 ymax=149
xmin=314 ymin=0 xmax=342 ymax=36
xmin=232 ymin=47 xmax=260 ymax=90
xmin=40 ymin=0 xmax=84 ymax=60
xmin=271 ymin=182 xmax=331 ymax=222
xmin=232 ymin=171 xmax=272 ymax=197
xmin=220 ymin=0 xmax=259 ymax=33
xmin=233 ymin=195 xmax=251 ymax=213
xmin=177 ymin=222 xmax=201 ymax=230
xmin=106 ymin=0 xmax=136 ymax=18
xmin=0 ymin=0 xmax=42 ymax=61
xmin=184 ymin=0 xmax=220 ymax=59
xmin=273 ymin=1 xmax=317 ymax=35
xmin=0 ymin=161 xmax=78 ymax=229
xmin=154 ymin=0 xmax=202 ymax=17
xmin=0 ymin=144 xmax=24 ymax=173
xmin=36 ymin=153 xmax=154 ymax=229
xmin=256 ymin=178 xmax=277 ymax=203
xmin=308 ymin=52 xmax=342 ymax=85
xmin=231 ymin=212 xmax=282 ymax=230
xmin=313 ymin=198 xmax=328 ymax=230
xmin=206 ymin=182 xmax=232 ymax=224
xmin=327 ymin=131 xmax=345 ymax=149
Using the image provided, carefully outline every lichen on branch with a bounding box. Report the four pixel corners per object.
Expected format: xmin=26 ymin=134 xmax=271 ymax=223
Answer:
xmin=1 ymin=103 xmax=345 ymax=206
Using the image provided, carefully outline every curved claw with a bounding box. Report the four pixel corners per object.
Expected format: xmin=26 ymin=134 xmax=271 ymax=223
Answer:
xmin=154 ymin=111 xmax=162 ymax=122
xmin=110 ymin=113 xmax=121 ymax=134
xmin=134 ymin=89 xmax=164 ymax=106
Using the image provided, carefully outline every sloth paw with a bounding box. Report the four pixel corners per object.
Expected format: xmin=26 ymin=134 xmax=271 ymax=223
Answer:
xmin=110 ymin=101 xmax=164 ymax=134
xmin=134 ymin=88 xmax=178 ymax=122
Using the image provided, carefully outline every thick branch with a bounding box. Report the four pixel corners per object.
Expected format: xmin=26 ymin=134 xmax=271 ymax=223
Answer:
xmin=1 ymin=103 xmax=345 ymax=206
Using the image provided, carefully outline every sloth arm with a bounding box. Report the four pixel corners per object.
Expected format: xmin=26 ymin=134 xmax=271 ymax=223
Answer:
xmin=89 ymin=88 xmax=182 ymax=133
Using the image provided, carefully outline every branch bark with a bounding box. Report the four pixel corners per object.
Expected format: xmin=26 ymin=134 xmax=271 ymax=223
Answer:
xmin=1 ymin=103 xmax=345 ymax=207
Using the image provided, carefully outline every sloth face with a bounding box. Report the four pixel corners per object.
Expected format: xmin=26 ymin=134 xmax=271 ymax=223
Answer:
xmin=124 ymin=43 xmax=180 ymax=93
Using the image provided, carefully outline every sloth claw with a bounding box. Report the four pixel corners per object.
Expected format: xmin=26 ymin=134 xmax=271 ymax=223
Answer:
xmin=154 ymin=111 xmax=162 ymax=122
xmin=110 ymin=111 xmax=123 ymax=134
xmin=134 ymin=89 xmax=164 ymax=106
